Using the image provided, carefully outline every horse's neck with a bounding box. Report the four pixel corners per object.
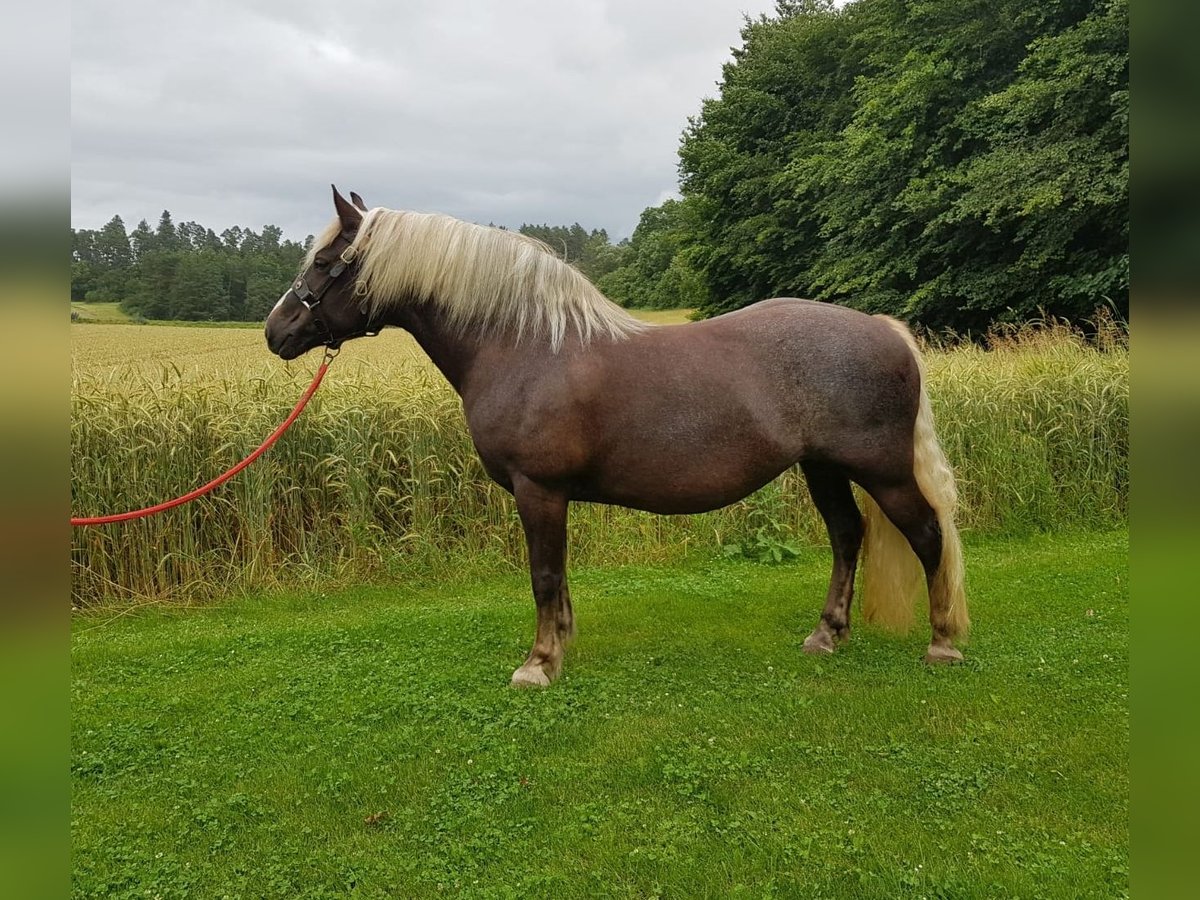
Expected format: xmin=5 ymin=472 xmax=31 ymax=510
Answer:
xmin=389 ymin=302 xmax=489 ymax=394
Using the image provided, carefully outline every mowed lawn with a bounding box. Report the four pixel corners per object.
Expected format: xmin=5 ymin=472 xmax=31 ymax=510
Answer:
xmin=72 ymin=530 xmax=1128 ymax=899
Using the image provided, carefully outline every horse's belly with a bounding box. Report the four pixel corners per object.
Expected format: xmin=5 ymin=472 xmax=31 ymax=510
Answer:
xmin=579 ymin=441 xmax=794 ymax=515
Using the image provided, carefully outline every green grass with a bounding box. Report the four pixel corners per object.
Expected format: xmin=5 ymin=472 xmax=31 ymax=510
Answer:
xmin=626 ymin=308 xmax=696 ymax=325
xmin=71 ymin=301 xmax=133 ymax=323
xmin=72 ymin=530 xmax=1128 ymax=898
xmin=71 ymin=302 xmax=265 ymax=328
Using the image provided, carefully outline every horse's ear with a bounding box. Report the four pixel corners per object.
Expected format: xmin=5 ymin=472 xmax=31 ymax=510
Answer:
xmin=331 ymin=185 xmax=363 ymax=230
xmin=349 ymin=191 xmax=368 ymax=211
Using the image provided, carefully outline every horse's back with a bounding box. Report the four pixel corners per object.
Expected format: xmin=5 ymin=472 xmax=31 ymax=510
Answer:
xmin=635 ymin=298 xmax=918 ymax=411
xmin=464 ymin=297 xmax=922 ymax=507
xmin=695 ymin=297 xmax=904 ymax=348
xmin=580 ymin=298 xmax=921 ymax=504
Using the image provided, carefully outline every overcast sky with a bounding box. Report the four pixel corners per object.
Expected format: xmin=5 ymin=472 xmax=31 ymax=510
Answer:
xmin=71 ymin=0 xmax=784 ymax=242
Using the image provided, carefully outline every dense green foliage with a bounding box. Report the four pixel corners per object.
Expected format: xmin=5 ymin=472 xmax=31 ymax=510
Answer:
xmin=73 ymin=531 xmax=1128 ymax=897
xmin=72 ymin=211 xmax=311 ymax=322
xmin=596 ymin=199 xmax=711 ymax=310
xmin=515 ymin=222 xmax=622 ymax=283
xmin=677 ymin=0 xmax=1128 ymax=330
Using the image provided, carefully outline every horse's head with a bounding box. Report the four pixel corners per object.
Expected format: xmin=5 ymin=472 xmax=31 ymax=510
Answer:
xmin=265 ymin=186 xmax=378 ymax=360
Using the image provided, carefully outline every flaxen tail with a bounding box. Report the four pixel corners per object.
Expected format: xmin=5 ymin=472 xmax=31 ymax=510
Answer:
xmin=860 ymin=317 xmax=969 ymax=638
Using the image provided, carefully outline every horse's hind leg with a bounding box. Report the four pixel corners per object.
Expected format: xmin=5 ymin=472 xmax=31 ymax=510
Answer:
xmin=557 ymin=584 xmax=576 ymax=645
xmin=800 ymin=462 xmax=864 ymax=655
xmin=861 ymin=477 xmax=964 ymax=664
xmin=510 ymin=477 xmax=572 ymax=687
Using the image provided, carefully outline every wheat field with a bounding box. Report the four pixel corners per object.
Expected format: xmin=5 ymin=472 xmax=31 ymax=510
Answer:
xmin=70 ymin=313 xmax=1127 ymax=607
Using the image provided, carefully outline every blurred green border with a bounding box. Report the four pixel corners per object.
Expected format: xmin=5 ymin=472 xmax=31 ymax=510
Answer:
xmin=1132 ymin=0 xmax=1200 ymax=896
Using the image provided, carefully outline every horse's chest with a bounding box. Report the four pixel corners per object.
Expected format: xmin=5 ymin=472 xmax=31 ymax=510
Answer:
xmin=464 ymin=395 xmax=592 ymax=491
xmin=462 ymin=418 xmax=515 ymax=489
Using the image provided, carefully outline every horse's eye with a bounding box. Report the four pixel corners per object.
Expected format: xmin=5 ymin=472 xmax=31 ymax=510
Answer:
xmin=313 ymin=258 xmax=328 ymax=271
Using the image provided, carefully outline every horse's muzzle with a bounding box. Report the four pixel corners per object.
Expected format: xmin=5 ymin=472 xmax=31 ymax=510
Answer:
xmin=265 ymin=295 xmax=307 ymax=359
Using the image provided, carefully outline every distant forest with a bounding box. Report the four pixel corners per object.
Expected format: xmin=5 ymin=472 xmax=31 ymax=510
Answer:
xmin=69 ymin=214 xmax=639 ymax=323
xmin=72 ymin=0 xmax=1127 ymax=333
xmin=71 ymin=212 xmax=308 ymax=322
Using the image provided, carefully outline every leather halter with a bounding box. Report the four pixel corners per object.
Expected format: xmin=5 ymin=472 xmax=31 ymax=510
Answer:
xmin=289 ymin=233 xmax=380 ymax=348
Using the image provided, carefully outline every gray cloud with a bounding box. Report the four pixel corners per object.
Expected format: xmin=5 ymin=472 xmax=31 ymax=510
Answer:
xmin=72 ymin=0 xmax=780 ymax=241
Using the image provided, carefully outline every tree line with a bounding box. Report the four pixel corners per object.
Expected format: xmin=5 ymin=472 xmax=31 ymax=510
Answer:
xmin=72 ymin=211 xmax=310 ymax=322
xmin=70 ymin=213 xmax=641 ymax=322
xmin=672 ymin=0 xmax=1128 ymax=330
xmin=509 ymin=0 xmax=1129 ymax=330
xmin=72 ymin=0 xmax=1127 ymax=332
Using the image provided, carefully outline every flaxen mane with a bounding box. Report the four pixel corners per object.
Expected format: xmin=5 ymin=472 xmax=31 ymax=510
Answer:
xmin=307 ymin=208 xmax=645 ymax=351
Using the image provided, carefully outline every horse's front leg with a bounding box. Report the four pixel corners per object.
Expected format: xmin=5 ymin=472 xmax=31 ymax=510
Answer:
xmin=510 ymin=477 xmax=571 ymax=687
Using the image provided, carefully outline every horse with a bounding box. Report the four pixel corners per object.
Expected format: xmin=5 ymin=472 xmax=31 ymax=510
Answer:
xmin=265 ymin=186 xmax=969 ymax=687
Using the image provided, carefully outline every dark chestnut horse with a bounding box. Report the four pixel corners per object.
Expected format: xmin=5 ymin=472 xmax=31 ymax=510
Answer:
xmin=266 ymin=187 xmax=969 ymax=686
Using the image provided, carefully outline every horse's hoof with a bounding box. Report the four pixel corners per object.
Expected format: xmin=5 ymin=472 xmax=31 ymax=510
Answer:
xmin=511 ymin=663 xmax=553 ymax=688
xmin=802 ymin=630 xmax=836 ymax=655
xmin=924 ymin=644 xmax=964 ymax=665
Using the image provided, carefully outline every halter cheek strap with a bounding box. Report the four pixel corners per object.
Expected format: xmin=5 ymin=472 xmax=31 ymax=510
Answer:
xmin=292 ymin=244 xmax=379 ymax=347
xmin=293 ymin=245 xmax=357 ymax=303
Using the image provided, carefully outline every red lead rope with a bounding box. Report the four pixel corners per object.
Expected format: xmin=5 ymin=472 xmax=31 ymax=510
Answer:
xmin=71 ymin=352 xmax=336 ymax=527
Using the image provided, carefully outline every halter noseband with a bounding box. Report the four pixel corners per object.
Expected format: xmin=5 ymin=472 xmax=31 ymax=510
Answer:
xmin=291 ymin=237 xmax=380 ymax=348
